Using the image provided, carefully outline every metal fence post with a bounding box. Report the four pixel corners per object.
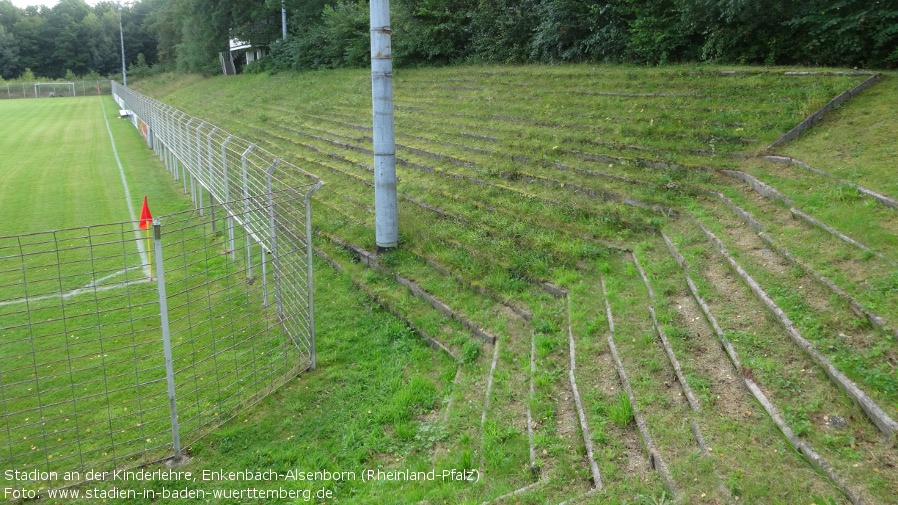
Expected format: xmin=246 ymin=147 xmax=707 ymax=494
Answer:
xmin=246 ymin=234 xmax=254 ymax=282
xmin=207 ymin=128 xmax=218 ymax=231
xmin=305 ymin=183 xmax=322 ymax=370
xmin=211 ymin=196 xmax=217 ymax=233
xmin=170 ymin=109 xmax=176 ymax=175
xmin=266 ymin=160 xmax=283 ymax=319
xmin=222 ymin=137 xmax=236 ymax=261
xmin=261 ymin=238 xmax=268 ymax=306
xmin=183 ymin=117 xmax=194 ymax=194
xmin=196 ymin=122 xmax=205 ymax=215
xmin=241 ymin=145 xmax=255 ymax=280
xmin=153 ymin=220 xmax=182 ymax=463
xmin=207 ymin=127 xmax=217 ymax=192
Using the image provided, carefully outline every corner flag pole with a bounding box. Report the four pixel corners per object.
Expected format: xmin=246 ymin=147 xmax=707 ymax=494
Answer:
xmin=147 ymin=228 xmax=151 ymax=279
xmin=139 ymin=196 xmax=154 ymax=279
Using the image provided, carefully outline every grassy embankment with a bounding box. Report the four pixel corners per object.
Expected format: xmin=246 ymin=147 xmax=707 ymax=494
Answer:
xmin=34 ymin=65 xmax=898 ymax=504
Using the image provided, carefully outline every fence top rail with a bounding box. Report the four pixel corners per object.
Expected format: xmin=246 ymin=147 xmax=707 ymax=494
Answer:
xmin=111 ymin=81 xmax=322 ymax=187
xmin=0 ymin=187 xmax=318 ymax=241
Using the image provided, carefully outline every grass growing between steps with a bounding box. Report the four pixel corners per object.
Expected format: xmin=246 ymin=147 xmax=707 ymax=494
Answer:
xmin=663 ymin=222 xmax=898 ymax=504
xmin=634 ymin=239 xmax=853 ymax=504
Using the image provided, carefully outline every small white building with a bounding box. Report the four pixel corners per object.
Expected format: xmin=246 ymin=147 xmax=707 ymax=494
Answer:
xmin=220 ymin=38 xmax=269 ymax=75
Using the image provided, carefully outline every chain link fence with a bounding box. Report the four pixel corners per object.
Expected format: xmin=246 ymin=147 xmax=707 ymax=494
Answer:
xmin=1 ymin=81 xmax=112 ymax=99
xmin=0 ymin=83 xmax=320 ymax=492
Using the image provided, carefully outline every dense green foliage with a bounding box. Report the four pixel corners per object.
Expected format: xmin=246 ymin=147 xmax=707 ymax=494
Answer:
xmin=262 ymin=0 xmax=898 ymax=71
xmin=0 ymin=0 xmax=158 ymax=79
xmin=1 ymin=0 xmax=896 ymax=79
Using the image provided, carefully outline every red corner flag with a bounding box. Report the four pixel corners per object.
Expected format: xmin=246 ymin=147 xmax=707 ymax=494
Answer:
xmin=139 ymin=196 xmax=153 ymax=229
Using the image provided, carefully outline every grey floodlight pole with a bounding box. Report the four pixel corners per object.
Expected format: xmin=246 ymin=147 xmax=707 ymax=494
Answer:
xmin=370 ymin=0 xmax=398 ymax=250
xmin=281 ymin=0 xmax=287 ymax=39
xmin=118 ymin=4 xmax=127 ymax=86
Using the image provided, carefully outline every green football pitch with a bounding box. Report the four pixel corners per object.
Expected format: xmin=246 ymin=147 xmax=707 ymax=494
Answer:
xmin=0 ymin=95 xmax=189 ymax=236
xmin=0 ymin=95 xmax=291 ymax=488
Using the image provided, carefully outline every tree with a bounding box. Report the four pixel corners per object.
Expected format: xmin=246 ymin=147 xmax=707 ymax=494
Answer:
xmin=0 ymin=24 xmax=21 ymax=78
xmin=393 ymin=0 xmax=475 ymax=65
xmin=174 ymin=0 xmax=230 ymax=73
xmin=470 ymin=0 xmax=540 ymax=62
xmin=788 ymin=0 xmax=898 ymax=67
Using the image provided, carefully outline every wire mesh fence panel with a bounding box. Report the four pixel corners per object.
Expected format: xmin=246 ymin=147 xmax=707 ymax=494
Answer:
xmin=0 ymin=223 xmax=169 ymax=490
xmin=111 ymin=79 xmax=321 ymax=373
xmin=0 ymin=189 xmax=316 ymax=491
xmin=2 ymin=94 xmax=319 ymax=496
xmin=154 ymin=189 xmax=314 ymax=451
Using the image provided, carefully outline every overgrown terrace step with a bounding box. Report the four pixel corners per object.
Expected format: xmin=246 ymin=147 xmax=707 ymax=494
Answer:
xmin=567 ymin=276 xmax=666 ymax=502
xmin=602 ymin=257 xmax=739 ymax=503
xmin=599 ymin=275 xmax=679 ymax=500
xmin=696 ymin=189 xmax=898 ymax=342
xmin=318 ymin=234 xmax=545 ymax=491
xmin=663 ymin=223 xmax=897 ymax=503
xmin=256 ymin=116 xmax=678 ymax=218
xmin=313 ymin=240 xmax=463 ymax=359
xmin=632 ymin=250 xmax=735 ymax=500
xmin=316 ymin=239 xmax=644 ymax=500
xmin=658 ymin=232 xmax=871 ymax=504
xmin=302 ymin=148 xmax=638 ymax=265
xmin=733 ymin=157 xmax=898 ymax=243
xmin=763 ymin=155 xmax=898 ymax=210
xmin=717 ymin=169 xmax=898 ymax=267
xmin=246 ymin=114 xmax=665 ymax=236
xmin=276 ymin=111 xmax=701 ymax=190
xmin=278 ymin=113 xmax=733 ymax=210
xmin=315 ymin=244 xmax=532 ymax=504
xmin=198 ymin=111 xmax=670 ymax=240
xmin=322 ymin=233 xmax=499 ymax=346
xmin=476 ymin=311 xmax=534 ymax=492
xmin=402 ymin=66 xmax=865 ymax=96
xmin=319 ymin=96 xmax=756 ymax=165
xmin=316 ymin=234 xmax=600 ymax=502
xmin=562 ymin=292 xmax=603 ymax=492
xmin=314 ymin=238 xmax=538 ymax=500
xmin=636 ymin=239 xmax=847 ymax=503
xmin=710 ymin=182 xmax=898 ymax=323
xmin=505 ymin=285 xmax=608 ymax=499
xmin=688 ymin=214 xmax=898 ymax=435
xmin=270 ymin=107 xmax=736 ymax=178
xmin=393 ymin=99 xmax=762 ymax=155
xmin=386 ymin=102 xmax=758 ymax=163
xmin=707 ymin=190 xmax=897 ymax=339
xmin=310 ymin=142 xmax=652 ymax=252
xmin=504 ymin=292 xmax=592 ymax=498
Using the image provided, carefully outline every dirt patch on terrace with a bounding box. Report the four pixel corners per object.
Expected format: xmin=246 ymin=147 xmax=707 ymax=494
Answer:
xmin=700 ymin=204 xmax=898 ymax=389
xmin=731 ymin=230 xmax=791 ymax=277
xmin=590 ymin=348 xmax=653 ymax=479
xmin=699 ymin=251 xmax=766 ymax=334
xmin=671 ymin=294 xmax=744 ymax=420
xmin=705 ymin=197 xmax=792 ymax=277
xmin=556 ymin=367 xmax=580 ymax=440
xmin=550 ymin=364 xmax=593 ymax=492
